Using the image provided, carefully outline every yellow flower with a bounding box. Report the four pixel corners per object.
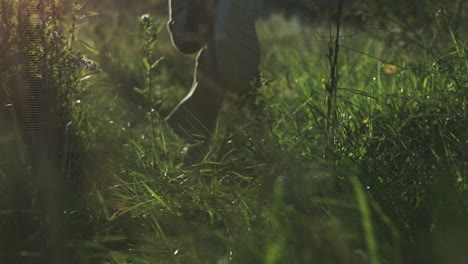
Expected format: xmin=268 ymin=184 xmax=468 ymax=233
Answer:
xmin=322 ymin=78 xmax=330 ymax=90
xmin=382 ymin=63 xmax=397 ymax=75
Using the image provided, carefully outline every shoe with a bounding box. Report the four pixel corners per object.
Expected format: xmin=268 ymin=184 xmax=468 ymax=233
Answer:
xmin=165 ymin=47 xmax=224 ymax=143
xmin=214 ymin=0 xmax=262 ymax=94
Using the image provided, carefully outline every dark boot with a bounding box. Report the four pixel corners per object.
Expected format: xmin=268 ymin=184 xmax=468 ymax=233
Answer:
xmin=165 ymin=44 xmax=225 ymax=144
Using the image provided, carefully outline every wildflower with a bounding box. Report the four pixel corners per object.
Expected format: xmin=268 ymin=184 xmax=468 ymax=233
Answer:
xmin=140 ymin=14 xmax=150 ymax=23
xmin=51 ymin=30 xmax=62 ymax=40
xmin=382 ymin=63 xmax=397 ymax=75
xmin=322 ymin=78 xmax=330 ymax=90
xmin=75 ymin=56 xmax=89 ymax=68
xmin=75 ymin=55 xmax=101 ymax=72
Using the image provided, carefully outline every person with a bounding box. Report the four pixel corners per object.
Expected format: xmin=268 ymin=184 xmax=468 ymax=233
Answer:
xmin=165 ymin=0 xmax=262 ymax=159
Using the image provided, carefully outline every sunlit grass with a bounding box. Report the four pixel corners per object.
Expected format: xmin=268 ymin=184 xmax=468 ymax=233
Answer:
xmin=0 ymin=1 xmax=467 ymax=263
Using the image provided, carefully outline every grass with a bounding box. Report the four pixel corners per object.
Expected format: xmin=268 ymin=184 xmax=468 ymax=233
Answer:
xmin=0 ymin=0 xmax=467 ymax=263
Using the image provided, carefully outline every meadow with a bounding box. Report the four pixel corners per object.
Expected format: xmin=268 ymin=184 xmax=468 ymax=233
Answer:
xmin=0 ymin=0 xmax=467 ymax=263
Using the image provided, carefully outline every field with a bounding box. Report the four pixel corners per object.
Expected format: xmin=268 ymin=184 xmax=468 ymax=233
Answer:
xmin=0 ymin=0 xmax=467 ymax=263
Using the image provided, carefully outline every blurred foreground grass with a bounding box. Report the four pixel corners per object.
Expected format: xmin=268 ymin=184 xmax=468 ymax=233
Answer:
xmin=0 ymin=0 xmax=467 ymax=263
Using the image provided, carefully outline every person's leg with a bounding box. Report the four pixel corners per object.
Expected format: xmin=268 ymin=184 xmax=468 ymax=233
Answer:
xmin=165 ymin=42 xmax=225 ymax=144
xmin=165 ymin=0 xmax=262 ymax=163
xmin=168 ymin=0 xmax=216 ymax=54
xmin=214 ymin=0 xmax=262 ymax=94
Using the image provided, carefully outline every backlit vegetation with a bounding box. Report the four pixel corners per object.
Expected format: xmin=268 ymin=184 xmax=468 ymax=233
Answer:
xmin=0 ymin=0 xmax=466 ymax=263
